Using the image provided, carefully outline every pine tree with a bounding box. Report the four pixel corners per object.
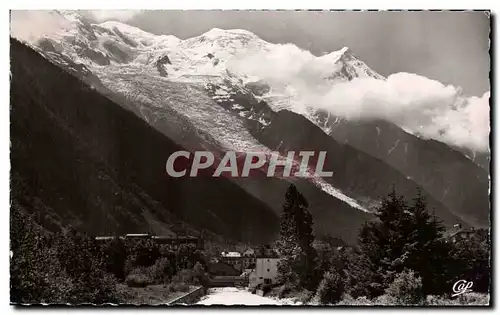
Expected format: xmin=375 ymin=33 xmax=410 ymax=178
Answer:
xmin=449 ymin=230 xmax=490 ymax=293
xmin=404 ymin=189 xmax=451 ymax=294
xmin=344 ymin=247 xmax=384 ymax=298
xmin=359 ymin=189 xmax=412 ymax=283
xmin=276 ymin=184 xmax=319 ymax=290
xmin=358 ymin=188 xmax=449 ymax=296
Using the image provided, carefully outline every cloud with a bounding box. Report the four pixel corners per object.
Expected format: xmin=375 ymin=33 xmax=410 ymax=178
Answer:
xmin=317 ymin=73 xmax=490 ymax=152
xmin=430 ymin=90 xmax=490 ymax=152
xmin=230 ymin=44 xmax=341 ymax=88
xmin=86 ymin=10 xmax=143 ymax=22
xmin=10 ymin=10 xmax=74 ymax=44
xmin=10 ymin=10 xmax=143 ymax=44
xmin=228 ymin=44 xmax=490 ymax=152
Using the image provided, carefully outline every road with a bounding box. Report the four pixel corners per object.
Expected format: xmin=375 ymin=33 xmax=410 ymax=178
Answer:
xmin=196 ymin=287 xmax=286 ymax=305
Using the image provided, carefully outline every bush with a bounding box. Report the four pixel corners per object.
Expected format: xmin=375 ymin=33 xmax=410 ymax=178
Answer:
xmin=456 ymin=292 xmax=490 ymax=305
xmin=125 ymin=274 xmax=151 ymax=288
xmin=343 ymin=249 xmax=382 ymax=299
xmin=374 ymin=294 xmax=398 ymax=305
xmin=166 ymin=282 xmax=190 ymax=293
xmin=193 ymin=262 xmax=209 ymax=287
xmin=385 ymin=270 xmax=424 ymax=305
xmin=278 ymin=284 xmax=292 ymax=299
xmin=426 ymin=293 xmax=490 ymax=306
xmin=70 ymin=271 xmax=121 ymax=304
xmin=449 ymin=234 xmax=490 ymax=294
xmin=315 ymin=270 xmax=344 ymax=305
xmin=10 ymin=239 xmax=75 ymax=304
xmin=123 ymin=255 xmax=137 ymax=278
xmin=127 ymin=239 xmax=161 ymax=268
xmin=295 ymin=290 xmax=314 ymax=304
xmin=10 ymin=209 xmax=121 ymax=304
xmin=335 ymin=295 xmax=373 ymax=306
xmin=128 ymin=266 xmax=150 ymax=276
xmin=100 ymin=238 xmax=128 ymax=280
xmin=262 ymin=283 xmax=274 ymax=295
xmin=149 ymin=257 xmax=173 ymax=284
xmin=172 ymin=268 xmax=197 ymax=285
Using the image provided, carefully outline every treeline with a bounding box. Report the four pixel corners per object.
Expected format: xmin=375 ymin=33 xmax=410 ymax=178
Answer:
xmin=10 ymin=203 xmax=208 ymax=304
xmin=275 ymin=184 xmax=490 ymax=305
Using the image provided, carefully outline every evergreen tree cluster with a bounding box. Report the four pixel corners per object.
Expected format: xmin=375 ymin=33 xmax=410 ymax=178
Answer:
xmin=276 ymin=184 xmax=490 ymax=305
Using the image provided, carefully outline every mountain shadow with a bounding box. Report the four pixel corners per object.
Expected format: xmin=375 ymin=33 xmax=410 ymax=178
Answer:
xmin=10 ymin=38 xmax=279 ymax=244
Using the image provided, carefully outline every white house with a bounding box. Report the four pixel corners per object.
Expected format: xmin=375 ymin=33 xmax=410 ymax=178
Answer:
xmin=221 ymin=251 xmax=241 ymax=258
xmin=249 ymin=256 xmax=280 ymax=288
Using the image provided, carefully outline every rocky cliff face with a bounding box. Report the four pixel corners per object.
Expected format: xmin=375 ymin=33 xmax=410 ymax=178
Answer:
xmin=156 ymin=54 xmax=172 ymax=77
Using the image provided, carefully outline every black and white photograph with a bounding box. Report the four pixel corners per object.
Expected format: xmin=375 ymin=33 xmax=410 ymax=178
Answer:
xmin=8 ymin=9 xmax=491 ymax=306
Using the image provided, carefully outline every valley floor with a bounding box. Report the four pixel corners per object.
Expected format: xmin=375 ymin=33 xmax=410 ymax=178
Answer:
xmin=196 ymin=287 xmax=299 ymax=306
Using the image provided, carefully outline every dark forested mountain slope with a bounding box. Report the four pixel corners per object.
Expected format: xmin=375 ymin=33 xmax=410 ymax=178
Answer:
xmin=325 ymin=118 xmax=490 ymax=228
xmin=256 ymin=110 xmax=467 ymax=228
xmin=10 ymin=38 xmax=279 ymax=243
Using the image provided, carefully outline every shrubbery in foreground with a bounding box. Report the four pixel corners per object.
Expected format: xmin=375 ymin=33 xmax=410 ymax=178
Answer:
xmin=10 ymin=204 xmax=208 ymax=304
xmin=10 ymin=206 xmax=122 ymax=304
xmin=335 ymin=292 xmax=489 ymax=306
xmin=315 ymin=270 xmax=344 ymax=304
xmin=385 ymin=270 xmax=424 ymax=305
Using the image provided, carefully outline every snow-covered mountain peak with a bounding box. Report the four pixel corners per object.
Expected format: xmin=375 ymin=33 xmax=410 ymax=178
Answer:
xmin=96 ymin=20 xmax=181 ymax=46
xmin=320 ymin=46 xmax=351 ymax=63
xmin=338 ymin=46 xmax=350 ymax=55
xmin=181 ymin=27 xmax=267 ymax=56
xmin=20 ymin=11 xmax=382 ymax=83
xmin=21 ymin=13 xmax=385 ymax=108
xmin=99 ymin=20 xmax=156 ymax=38
xmin=202 ymin=27 xmax=258 ymax=39
xmin=320 ymin=46 xmax=385 ymax=81
xmin=56 ymin=10 xmax=85 ymax=23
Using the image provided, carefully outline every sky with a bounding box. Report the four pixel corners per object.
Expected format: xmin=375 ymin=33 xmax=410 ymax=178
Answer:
xmin=86 ymin=10 xmax=490 ymax=97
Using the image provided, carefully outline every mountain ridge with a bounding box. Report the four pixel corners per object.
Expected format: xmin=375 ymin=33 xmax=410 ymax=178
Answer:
xmin=10 ymin=37 xmax=280 ymax=244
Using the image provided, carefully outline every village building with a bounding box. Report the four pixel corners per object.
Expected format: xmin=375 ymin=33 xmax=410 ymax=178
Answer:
xmin=248 ymin=248 xmax=280 ymax=289
xmin=94 ymin=233 xmax=204 ymax=249
xmin=220 ymin=251 xmax=243 ymax=272
xmin=443 ymin=225 xmax=488 ymax=244
xmin=241 ymin=247 xmax=256 ymax=270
